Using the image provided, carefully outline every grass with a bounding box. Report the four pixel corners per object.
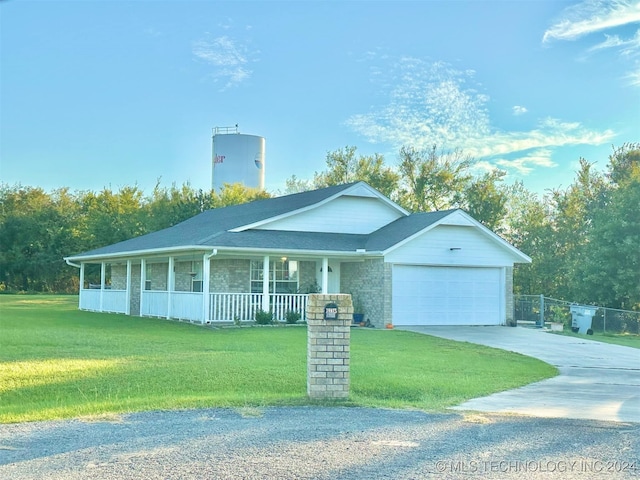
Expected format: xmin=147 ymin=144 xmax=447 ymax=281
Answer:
xmin=0 ymin=295 xmax=557 ymax=423
xmin=552 ymin=330 xmax=640 ymax=349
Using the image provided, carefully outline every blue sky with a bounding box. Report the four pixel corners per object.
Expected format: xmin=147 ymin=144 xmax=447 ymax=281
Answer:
xmin=1 ymin=0 xmax=639 ymax=196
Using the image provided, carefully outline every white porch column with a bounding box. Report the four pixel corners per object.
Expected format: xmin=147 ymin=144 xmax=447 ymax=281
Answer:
xmin=125 ymin=260 xmax=132 ymax=315
xmin=140 ymin=258 xmax=146 ymax=316
xmin=79 ymin=263 xmax=85 ymax=308
xmin=262 ymin=255 xmax=270 ymax=312
xmin=167 ymin=256 xmax=175 ymax=319
xmin=321 ymin=257 xmax=329 ymax=294
xmin=202 ymin=253 xmax=211 ymax=323
xmin=100 ymin=261 xmax=106 ymax=311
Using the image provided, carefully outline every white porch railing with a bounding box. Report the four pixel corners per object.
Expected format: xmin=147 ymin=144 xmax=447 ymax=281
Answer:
xmin=208 ymin=293 xmax=308 ymax=322
xmin=79 ymin=289 xmax=101 ymax=311
xmin=271 ymin=293 xmax=308 ymax=322
xmin=171 ymin=292 xmax=204 ymax=322
xmin=102 ymin=290 xmax=127 ymax=314
xmin=79 ymin=288 xmax=127 ymax=314
xmin=141 ymin=291 xmax=169 ymax=317
xmin=210 ymin=293 xmax=262 ymax=322
xmin=81 ymin=288 xmax=309 ymax=324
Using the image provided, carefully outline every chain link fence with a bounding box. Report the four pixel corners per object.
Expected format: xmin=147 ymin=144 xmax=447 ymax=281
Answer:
xmin=514 ymin=295 xmax=640 ymax=335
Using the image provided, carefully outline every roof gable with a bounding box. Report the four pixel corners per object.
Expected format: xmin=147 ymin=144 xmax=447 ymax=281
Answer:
xmin=366 ymin=210 xmax=455 ymax=251
xmin=380 ymin=209 xmax=531 ymax=264
xmin=231 ymin=182 xmax=407 ymax=233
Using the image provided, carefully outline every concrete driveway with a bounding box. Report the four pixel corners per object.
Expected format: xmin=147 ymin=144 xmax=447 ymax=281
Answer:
xmin=398 ymin=326 xmax=640 ymax=423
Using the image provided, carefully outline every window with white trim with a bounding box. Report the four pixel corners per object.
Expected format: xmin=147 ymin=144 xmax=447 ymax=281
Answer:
xmin=191 ymin=260 xmax=203 ymax=292
xmin=250 ymin=260 xmax=299 ymax=294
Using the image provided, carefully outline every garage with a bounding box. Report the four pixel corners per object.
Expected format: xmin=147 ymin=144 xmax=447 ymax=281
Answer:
xmin=392 ymin=265 xmax=503 ymax=326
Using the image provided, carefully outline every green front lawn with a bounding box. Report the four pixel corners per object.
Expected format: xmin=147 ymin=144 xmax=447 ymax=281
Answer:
xmin=0 ymin=295 xmax=557 ymax=423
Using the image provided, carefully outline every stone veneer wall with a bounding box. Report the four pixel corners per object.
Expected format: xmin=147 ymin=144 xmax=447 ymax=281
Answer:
xmin=210 ymin=259 xmax=250 ymax=293
xmin=174 ymin=261 xmax=195 ymax=292
xmin=130 ymin=264 xmax=141 ymax=316
xmin=505 ymin=266 xmax=514 ymax=326
xmin=147 ymin=263 xmax=168 ymax=290
xmin=341 ymin=258 xmax=392 ymax=327
xmin=306 ymin=294 xmax=351 ymax=399
xmin=110 ymin=264 xmax=127 ymax=290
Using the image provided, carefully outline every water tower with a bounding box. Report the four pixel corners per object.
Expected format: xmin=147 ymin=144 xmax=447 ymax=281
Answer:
xmin=212 ymin=125 xmax=265 ymax=191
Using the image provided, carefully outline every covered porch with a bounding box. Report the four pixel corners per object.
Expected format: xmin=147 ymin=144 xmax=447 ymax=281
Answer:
xmin=73 ymin=253 xmax=352 ymax=324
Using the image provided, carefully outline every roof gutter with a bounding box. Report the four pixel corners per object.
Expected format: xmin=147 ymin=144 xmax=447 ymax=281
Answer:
xmin=65 ymin=259 xmax=81 ymax=268
xmin=209 ymin=246 xmax=380 ymax=257
xmin=64 ymin=245 xmax=216 ymax=263
xmin=64 ymin=245 xmax=377 ymax=264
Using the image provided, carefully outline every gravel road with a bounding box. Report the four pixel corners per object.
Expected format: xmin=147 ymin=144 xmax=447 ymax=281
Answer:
xmin=1 ymin=407 xmax=638 ymax=479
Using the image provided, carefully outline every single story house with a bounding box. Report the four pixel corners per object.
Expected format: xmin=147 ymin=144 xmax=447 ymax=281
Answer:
xmin=64 ymin=182 xmax=531 ymax=327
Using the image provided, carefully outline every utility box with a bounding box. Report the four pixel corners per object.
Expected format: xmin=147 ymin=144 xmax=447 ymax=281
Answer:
xmin=570 ymin=305 xmax=597 ymax=334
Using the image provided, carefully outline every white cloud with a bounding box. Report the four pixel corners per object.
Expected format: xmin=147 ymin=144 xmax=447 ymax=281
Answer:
xmin=588 ymin=30 xmax=640 ymax=55
xmin=627 ymin=67 xmax=640 ymax=84
xmin=470 ymin=160 xmax=499 ymax=176
xmin=543 ymin=0 xmax=640 ymax=42
xmin=513 ymin=106 xmax=528 ymax=116
xmin=543 ymin=1 xmax=640 ymax=86
xmin=588 ymin=33 xmax=626 ymax=51
xmin=192 ymin=35 xmax=255 ymax=89
xmin=345 ymin=59 xmax=615 ymax=176
xmin=495 ymin=149 xmax=557 ymax=175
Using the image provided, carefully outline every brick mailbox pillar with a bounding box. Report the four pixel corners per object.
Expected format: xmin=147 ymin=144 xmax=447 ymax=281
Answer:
xmin=306 ymin=294 xmax=352 ymax=399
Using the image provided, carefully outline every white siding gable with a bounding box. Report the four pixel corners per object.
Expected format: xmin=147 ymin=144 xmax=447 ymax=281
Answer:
xmin=385 ymin=224 xmax=519 ymax=267
xmin=439 ymin=210 xmax=476 ymax=227
xmin=256 ymin=196 xmax=404 ymax=234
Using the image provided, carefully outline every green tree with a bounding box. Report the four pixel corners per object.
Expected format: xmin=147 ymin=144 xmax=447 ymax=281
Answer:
xmin=546 ymin=159 xmax=607 ymax=300
xmin=0 ymin=186 xmax=82 ymax=292
xmin=81 ymin=186 xmax=146 ymax=250
xmin=312 ymin=146 xmax=400 ymax=199
xmin=212 ymin=183 xmax=271 ymax=208
xmin=502 ymin=182 xmax=556 ymax=295
xmin=146 ymin=181 xmax=215 ymax=232
xmin=578 ymin=181 xmax=640 ymax=309
xmin=607 ymin=142 xmax=640 ymax=186
xmin=283 ymin=175 xmax=313 ymax=194
xmin=463 ymin=170 xmax=508 ymax=232
xmin=575 ymin=144 xmax=640 ymax=309
xmin=397 ymin=145 xmax=472 ymax=212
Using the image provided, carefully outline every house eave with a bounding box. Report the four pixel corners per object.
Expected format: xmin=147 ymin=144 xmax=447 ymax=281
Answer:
xmin=64 ymin=245 xmax=382 ymax=264
xmin=208 ymin=246 xmax=383 ymax=258
xmin=63 ymin=245 xmax=216 ymax=264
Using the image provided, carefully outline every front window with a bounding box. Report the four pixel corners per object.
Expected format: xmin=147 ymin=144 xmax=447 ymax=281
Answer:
xmin=191 ymin=260 xmax=203 ymax=292
xmin=250 ymin=259 xmax=298 ymax=294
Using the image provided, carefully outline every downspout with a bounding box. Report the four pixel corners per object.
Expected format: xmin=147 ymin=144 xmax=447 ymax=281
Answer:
xmin=65 ymin=259 xmax=83 ymax=310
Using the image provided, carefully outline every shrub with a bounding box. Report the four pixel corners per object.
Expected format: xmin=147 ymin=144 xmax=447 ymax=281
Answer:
xmin=285 ymin=310 xmax=301 ymax=324
xmin=254 ymin=309 xmax=273 ymax=325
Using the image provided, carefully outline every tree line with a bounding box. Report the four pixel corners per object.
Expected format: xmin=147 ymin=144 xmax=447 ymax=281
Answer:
xmin=1 ymin=143 xmax=638 ymax=311
xmin=0 ymin=183 xmax=269 ymax=293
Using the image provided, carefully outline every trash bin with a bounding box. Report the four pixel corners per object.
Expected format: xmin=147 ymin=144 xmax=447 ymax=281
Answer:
xmin=570 ymin=305 xmax=597 ymax=334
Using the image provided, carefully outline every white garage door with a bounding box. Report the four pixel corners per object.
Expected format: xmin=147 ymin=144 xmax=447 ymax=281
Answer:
xmin=392 ymin=266 xmax=502 ymax=326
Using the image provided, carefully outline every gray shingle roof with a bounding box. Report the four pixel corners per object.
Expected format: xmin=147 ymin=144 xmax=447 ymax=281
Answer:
xmin=366 ymin=210 xmax=457 ymax=251
xmin=67 ymin=182 xmax=460 ymax=259
xmin=69 ymin=183 xmax=364 ymax=258
xmin=212 ymin=230 xmax=369 ymax=252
